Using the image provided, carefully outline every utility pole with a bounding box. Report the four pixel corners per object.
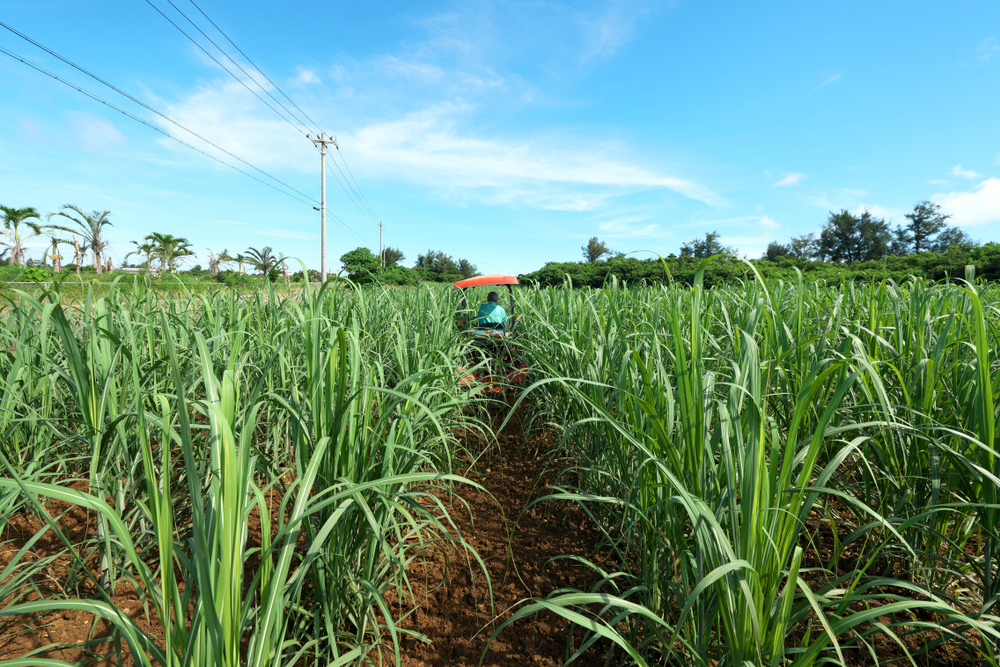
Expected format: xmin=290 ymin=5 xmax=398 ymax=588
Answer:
xmin=375 ymin=221 xmax=384 ymax=267
xmin=307 ymin=133 xmax=337 ymax=282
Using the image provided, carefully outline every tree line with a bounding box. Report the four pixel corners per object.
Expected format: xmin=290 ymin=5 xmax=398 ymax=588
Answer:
xmin=338 ymin=246 xmax=479 ymax=285
xmin=524 ymin=201 xmax=996 ymax=288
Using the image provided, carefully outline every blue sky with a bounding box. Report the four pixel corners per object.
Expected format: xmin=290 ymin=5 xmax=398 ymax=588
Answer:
xmin=2 ymin=0 xmax=999 ymax=275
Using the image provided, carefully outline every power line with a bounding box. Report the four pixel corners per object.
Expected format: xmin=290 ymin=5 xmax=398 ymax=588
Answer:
xmin=150 ymin=1 xmax=386 ymax=241
xmin=333 ymin=145 xmax=381 ymax=222
xmin=140 ymin=0 xmax=385 ymax=249
xmin=184 ymin=0 xmax=326 ymax=135
xmin=0 ymin=20 xmax=318 ymax=204
xmin=159 ymin=0 xmax=317 ymax=135
xmin=142 ymin=0 xmax=310 ymax=138
xmin=328 ymin=209 xmax=371 ymax=247
xmin=0 ymin=44 xmax=315 ymax=206
xmin=325 ymin=154 xmax=379 ymax=225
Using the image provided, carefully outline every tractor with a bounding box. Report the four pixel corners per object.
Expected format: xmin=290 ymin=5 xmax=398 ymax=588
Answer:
xmin=453 ymin=274 xmax=529 ymax=392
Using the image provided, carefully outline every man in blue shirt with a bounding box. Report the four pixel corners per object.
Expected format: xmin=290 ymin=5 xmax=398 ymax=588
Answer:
xmin=477 ymin=291 xmax=507 ymax=329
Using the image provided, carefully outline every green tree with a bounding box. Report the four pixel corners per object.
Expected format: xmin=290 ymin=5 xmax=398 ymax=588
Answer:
xmin=787 ymin=233 xmax=816 ymax=259
xmin=457 ymin=258 xmax=478 ymax=279
xmin=680 ymin=231 xmax=736 ymax=258
xmin=382 ymin=247 xmax=405 ymax=267
xmin=339 ymin=247 xmax=380 ymax=283
xmin=582 ymin=237 xmax=611 ymax=262
xmin=932 ymin=226 xmax=977 ymax=252
xmin=904 ymin=201 xmax=950 ymax=253
xmin=245 ymin=246 xmax=285 ymax=277
xmin=414 ymin=249 xmax=460 ymax=281
xmin=125 ymin=239 xmax=158 ymax=271
xmin=0 ymin=206 xmax=43 ymax=268
xmin=49 ymin=205 xmax=113 ymax=274
xmin=763 ymin=241 xmax=790 ymax=261
xmin=147 ymin=232 xmax=195 ymax=272
xmin=817 ymin=210 xmax=890 ymax=262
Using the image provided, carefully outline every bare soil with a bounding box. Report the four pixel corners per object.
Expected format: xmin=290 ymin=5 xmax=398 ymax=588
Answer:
xmin=385 ymin=407 xmax=608 ymax=667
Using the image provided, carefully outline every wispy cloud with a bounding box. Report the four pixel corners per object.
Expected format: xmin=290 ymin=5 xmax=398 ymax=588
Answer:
xmin=951 ymin=164 xmax=983 ymax=179
xmin=294 ymin=67 xmax=320 ymax=85
xmin=774 ymin=172 xmax=806 ymax=187
xmin=978 ymin=37 xmax=998 ymax=63
xmin=597 ymin=214 xmax=661 ymax=238
xmin=348 ymin=104 xmax=722 ymax=208
xmin=813 ymin=73 xmax=842 ymax=92
xmin=71 ymin=113 xmax=128 ymax=153
xmin=934 ymin=177 xmax=1000 ymax=226
xmin=17 ymin=118 xmax=46 ymax=145
xmin=578 ymin=1 xmax=657 ymax=61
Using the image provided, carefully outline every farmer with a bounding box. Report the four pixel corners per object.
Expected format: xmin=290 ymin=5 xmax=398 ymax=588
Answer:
xmin=477 ymin=291 xmax=507 ymax=329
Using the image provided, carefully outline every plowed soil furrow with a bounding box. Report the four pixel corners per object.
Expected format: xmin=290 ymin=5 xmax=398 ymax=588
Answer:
xmin=387 ymin=411 xmax=608 ymax=667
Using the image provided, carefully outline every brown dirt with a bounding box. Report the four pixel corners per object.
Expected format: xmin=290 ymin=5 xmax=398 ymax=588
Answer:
xmin=384 ymin=407 xmax=609 ymax=667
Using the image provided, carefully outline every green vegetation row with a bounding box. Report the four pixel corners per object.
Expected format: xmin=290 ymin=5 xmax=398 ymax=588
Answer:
xmin=0 ymin=277 xmax=495 ymax=665
xmin=521 ymin=242 xmax=1000 ymax=288
xmin=509 ymin=264 xmax=1000 ymax=665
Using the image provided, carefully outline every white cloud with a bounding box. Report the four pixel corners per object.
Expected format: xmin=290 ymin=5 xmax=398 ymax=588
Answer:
xmin=951 ymin=164 xmax=982 ymax=179
xmin=774 ymin=172 xmax=806 ymax=187
xmin=158 ymin=80 xmax=314 ymax=172
xmin=70 ymin=113 xmax=128 ymax=153
xmin=933 ymin=177 xmax=1000 ymax=227
xmin=348 ymin=104 xmax=722 ymax=208
xmin=854 ymin=203 xmax=904 ymax=220
xmin=760 ymin=215 xmax=779 ymax=230
xmin=294 ymin=68 xmax=320 ymax=85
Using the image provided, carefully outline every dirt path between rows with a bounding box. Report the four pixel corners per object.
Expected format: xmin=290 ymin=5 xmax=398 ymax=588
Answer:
xmin=387 ymin=406 xmax=609 ymax=667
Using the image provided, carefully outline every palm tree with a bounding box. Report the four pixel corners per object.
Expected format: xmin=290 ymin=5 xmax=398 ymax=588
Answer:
xmin=49 ymin=205 xmax=113 ymax=274
xmin=147 ymin=232 xmax=195 ymax=272
xmin=0 ymin=206 xmax=43 ymax=268
xmin=234 ymin=253 xmax=247 ymax=275
xmin=125 ymin=239 xmax=158 ymax=272
xmin=44 ymin=235 xmax=68 ymax=272
xmin=244 ymin=246 xmax=286 ymax=277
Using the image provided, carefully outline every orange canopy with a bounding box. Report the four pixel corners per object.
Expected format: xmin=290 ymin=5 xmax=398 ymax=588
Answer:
xmin=453 ymin=274 xmax=519 ymax=289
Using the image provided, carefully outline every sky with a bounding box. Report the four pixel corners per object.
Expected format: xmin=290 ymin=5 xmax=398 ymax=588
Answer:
xmin=2 ymin=0 xmax=999 ymax=275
